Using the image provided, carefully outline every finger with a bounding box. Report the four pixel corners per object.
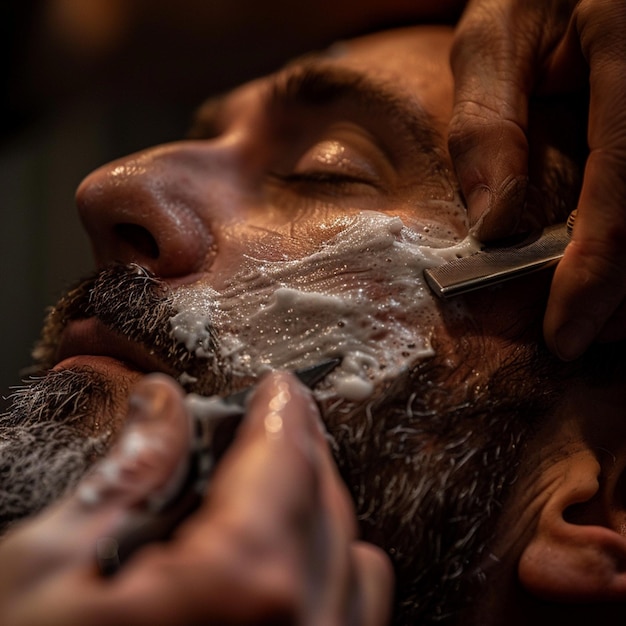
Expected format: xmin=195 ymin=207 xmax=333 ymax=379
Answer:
xmin=299 ymin=403 xmax=359 ymax=625
xmin=543 ymin=4 xmax=626 ymax=359
xmin=197 ymin=371 xmax=348 ymax=621
xmin=0 ymin=374 xmax=192 ymax=585
xmin=59 ymin=371 xmax=329 ymax=626
xmin=349 ymin=542 xmax=395 ymax=626
xmin=9 ymin=373 xmax=389 ymax=626
xmin=79 ymin=373 xmax=192 ymax=511
xmin=545 ymin=160 xmax=626 ymax=360
xmin=201 ymin=371 xmax=326 ymax=535
xmin=287 ymin=386 xmax=395 ymax=626
xmin=449 ymin=1 xmax=536 ymax=240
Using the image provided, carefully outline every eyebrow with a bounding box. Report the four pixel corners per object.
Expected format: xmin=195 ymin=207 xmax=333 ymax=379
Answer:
xmin=188 ymin=95 xmax=228 ymax=139
xmin=189 ymin=60 xmax=444 ymax=161
xmin=266 ymin=60 xmax=441 ymax=155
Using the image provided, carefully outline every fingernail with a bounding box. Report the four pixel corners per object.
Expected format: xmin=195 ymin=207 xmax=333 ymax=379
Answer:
xmin=249 ymin=372 xmax=320 ymax=454
xmin=467 ymin=186 xmax=492 ymax=229
xmin=96 ymin=536 xmax=121 ymax=576
xmin=554 ymin=318 xmax=596 ymax=361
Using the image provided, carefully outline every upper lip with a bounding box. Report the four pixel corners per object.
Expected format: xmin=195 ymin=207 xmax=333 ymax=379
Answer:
xmin=56 ymin=317 xmax=176 ymax=376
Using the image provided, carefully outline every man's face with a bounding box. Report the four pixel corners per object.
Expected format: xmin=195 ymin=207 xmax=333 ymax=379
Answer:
xmin=0 ymin=26 xmax=575 ymax=624
xmin=33 ymin=26 xmax=476 ymax=431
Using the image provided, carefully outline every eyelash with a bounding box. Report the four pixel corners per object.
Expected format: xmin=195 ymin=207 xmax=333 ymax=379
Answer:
xmin=280 ymin=171 xmax=374 ymax=186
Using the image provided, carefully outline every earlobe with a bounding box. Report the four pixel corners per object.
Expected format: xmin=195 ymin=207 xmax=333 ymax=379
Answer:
xmin=519 ymin=451 xmax=626 ymax=602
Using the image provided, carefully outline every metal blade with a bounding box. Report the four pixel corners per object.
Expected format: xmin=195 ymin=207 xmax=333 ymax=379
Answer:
xmin=424 ymin=222 xmax=571 ymax=298
xmin=223 ymin=358 xmax=341 ymax=408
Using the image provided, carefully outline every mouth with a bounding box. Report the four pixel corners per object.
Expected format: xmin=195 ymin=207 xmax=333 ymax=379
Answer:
xmin=55 ymin=318 xmax=177 ymax=377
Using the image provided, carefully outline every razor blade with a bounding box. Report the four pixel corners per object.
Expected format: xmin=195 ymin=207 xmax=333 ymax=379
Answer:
xmin=424 ymin=220 xmax=573 ymax=298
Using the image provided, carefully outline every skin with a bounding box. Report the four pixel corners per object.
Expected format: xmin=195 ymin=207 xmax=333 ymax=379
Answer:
xmin=1 ymin=23 xmax=625 ymax=626
xmin=448 ymin=0 xmax=626 ymax=360
xmin=0 ymin=373 xmax=393 ymax=625
xmin=0 ymin=27 xmax=469 ymax=626
xmin=23 ymin=0 xmax=626 ymax=361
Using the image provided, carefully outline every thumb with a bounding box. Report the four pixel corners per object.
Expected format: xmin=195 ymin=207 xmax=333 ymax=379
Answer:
xmin=78 ymin=373 xmax=191 ymax=514
xmin=0 ymin=374 xmax=192 ymax=585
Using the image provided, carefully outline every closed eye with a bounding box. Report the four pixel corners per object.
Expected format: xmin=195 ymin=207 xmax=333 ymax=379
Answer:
xmin=281 ymin=170 xmax=374 ymax=185
xmin=274 ymin=123 xmax=395 ymax=195
xmin=275 ymin=170 xmax=381 ymax=197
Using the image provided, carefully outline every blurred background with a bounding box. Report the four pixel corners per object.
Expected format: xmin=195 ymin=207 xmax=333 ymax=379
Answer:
xmin=1 ymin=0 xmax=453 ymax=407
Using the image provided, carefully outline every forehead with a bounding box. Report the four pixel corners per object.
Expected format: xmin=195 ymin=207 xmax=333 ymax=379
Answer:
xmin=191 ymin=25 xmax=455 ymax=142
xmin=322 ymin=25 xmax=455 ymax=125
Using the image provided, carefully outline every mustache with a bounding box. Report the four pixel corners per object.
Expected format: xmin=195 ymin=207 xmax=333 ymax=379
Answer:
xmin=32 ymin=263 xmax=228 ymax=395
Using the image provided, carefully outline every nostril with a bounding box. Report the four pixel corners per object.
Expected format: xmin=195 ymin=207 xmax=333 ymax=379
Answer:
xmin=78 ymin=143 xmax=216 ymax=277
xmin=113 ymin=223 xmax=159 ymax=260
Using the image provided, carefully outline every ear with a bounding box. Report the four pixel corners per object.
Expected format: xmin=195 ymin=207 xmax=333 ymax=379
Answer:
xmin=519 ymin=449 xmax=626 ymax=602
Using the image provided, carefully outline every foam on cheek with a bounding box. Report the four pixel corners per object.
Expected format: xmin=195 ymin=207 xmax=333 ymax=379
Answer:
xmin=170 ymin=211 xmax=478 ymax=401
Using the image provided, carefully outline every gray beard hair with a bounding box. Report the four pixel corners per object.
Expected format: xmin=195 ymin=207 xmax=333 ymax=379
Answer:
xmin=0 ymin=369 xmax=113 ymax=533
xmin=0 ymin=263 xmax=563 ymax=626
xmin=328 ymin=344 xmax=559 ymax=626
xmin=0 ymin=264 xmax=228 ymax=533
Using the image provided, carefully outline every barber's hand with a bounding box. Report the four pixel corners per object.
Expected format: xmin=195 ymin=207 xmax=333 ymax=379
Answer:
xmin=449 ymin=0 xmax=626 ymax=360
xmin=0 ymin=372 xmax=393 ymax=625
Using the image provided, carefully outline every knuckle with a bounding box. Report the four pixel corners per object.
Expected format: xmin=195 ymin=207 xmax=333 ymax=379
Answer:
xmin=448 ymin=109 xmax=527 ymax=162
xmin=447 ymin=106 xmax=498 ymax=157
xmin=452 ymin=0 xmax=558 ymax=72
xmin=568 ymin=235 xmax=626 ymax=291
xmin=576 ymin=0 xmax=621 ymax=25
xmin=139 ymin=532 xmax=303 ymax=620
xmin=585 ymin=149 xmax=626 ymax=206
xmin=213 ymin=526 xmax=303 ymax=618
xmin=575 ymin=0 xmax=626 ymax=57
xmin=590 ymin=143 xmax=626 ymax=173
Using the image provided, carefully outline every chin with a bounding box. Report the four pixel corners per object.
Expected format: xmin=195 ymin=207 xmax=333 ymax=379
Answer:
xmin=52 ymin=356 xmax=144 ymax=437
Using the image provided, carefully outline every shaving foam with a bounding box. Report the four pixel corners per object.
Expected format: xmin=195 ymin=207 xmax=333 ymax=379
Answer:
xmin=170 ymin=211 xmax=477 ymax=401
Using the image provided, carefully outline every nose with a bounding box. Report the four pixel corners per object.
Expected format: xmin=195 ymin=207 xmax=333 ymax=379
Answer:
xmin=76 ymin=141 xmax=231 ymax=278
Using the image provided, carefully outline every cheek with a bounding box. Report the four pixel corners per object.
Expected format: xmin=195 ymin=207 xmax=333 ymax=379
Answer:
xmin=213 ymin=195 xmax=468 ymax=274
xmin=217 ymin=208 xmax=359 ymax=264
xmin=173 ymin=211 xmax=462 ymax=403
xmin=390 ymin=198 xmax=468 ymax=244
